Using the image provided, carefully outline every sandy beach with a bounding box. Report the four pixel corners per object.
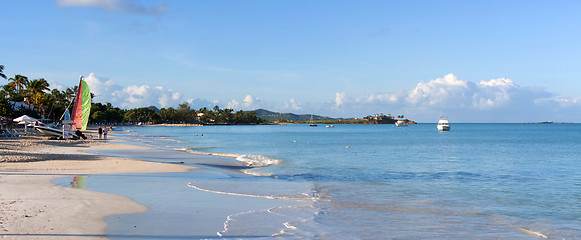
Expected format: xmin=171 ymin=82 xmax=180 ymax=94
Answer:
xmin=0 ymin=132 xmax=194 ymax=239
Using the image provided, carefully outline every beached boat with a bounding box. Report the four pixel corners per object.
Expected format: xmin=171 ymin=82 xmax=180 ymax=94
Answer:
xmin=35 ymin=76 xmax=90 ymax=139
xmin=437 ymin=117 xmax=450 ymax=131
xmin=395 ymin=120 xmax=408 ymax=127
xmin=35 ymin=124 xmax=67 ymax=137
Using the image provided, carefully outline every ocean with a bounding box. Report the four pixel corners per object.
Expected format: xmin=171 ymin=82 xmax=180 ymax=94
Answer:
xmin=57 ymin=123 xmax=581 ymax=239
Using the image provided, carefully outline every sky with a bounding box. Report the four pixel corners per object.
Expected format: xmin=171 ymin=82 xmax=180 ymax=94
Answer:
xmin=2 ymin=0 xmax=581 ymax=122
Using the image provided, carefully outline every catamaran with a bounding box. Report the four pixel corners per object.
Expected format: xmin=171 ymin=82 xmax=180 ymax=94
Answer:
xmin=35 ymin=76 xmax=91 ymax=139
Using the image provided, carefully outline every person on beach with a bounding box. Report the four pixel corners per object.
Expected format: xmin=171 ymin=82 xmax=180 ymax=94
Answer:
xmin=98 ymin=126 xmax=103 ymax=139
xmin=103 ymin=128 xmax=108 ymax=139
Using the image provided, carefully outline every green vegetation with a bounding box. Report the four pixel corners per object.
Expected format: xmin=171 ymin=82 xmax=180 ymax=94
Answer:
xmin=120 ymin=104 xmax=266 ymax=125
xmin=1 ymin=67 xmax=76 ymax=120
xmin=253 ymin=109 xmax=333 ymax=122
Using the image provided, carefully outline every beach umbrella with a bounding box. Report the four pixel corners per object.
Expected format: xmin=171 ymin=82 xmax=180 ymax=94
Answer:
xmin=13 ymin=115 xmax=39 ymax=134
xmin=13 ymin=115 xmax=38 ymax=123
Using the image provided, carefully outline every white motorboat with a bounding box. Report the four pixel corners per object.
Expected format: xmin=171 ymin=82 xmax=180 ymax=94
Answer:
xmin=395 ymin=120 xmax=408 ymax=127
xmin=437 ymin=117 xmax=450 ymax=131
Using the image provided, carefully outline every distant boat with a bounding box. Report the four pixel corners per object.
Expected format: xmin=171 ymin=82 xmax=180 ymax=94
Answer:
xmin=437 ymin=116 xmax=450 ymax=131
xmin=326 ymin=125 xmax=334 ymax=128
xmin=539 ymin=121 xmax=553 ymax=124
xmin=395 ymin=120 xmax=408 ymax=127
xmin=309 ymin=114 xmax=318 ymax=127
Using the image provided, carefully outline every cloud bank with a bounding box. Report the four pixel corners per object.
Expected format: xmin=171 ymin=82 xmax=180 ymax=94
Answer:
xmin=331 ymin=73 xmax=580 ymax=122
xmin=85 ymin=73 xmax=182 ymax=109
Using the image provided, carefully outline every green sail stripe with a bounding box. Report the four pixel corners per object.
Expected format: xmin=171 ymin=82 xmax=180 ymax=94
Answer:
xmin=80 ymin=80 xmax=91 ymax=131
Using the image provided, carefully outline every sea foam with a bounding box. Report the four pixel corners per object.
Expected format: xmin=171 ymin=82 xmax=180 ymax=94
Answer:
xmin=236 ymin=155 xmax=282 ymax=167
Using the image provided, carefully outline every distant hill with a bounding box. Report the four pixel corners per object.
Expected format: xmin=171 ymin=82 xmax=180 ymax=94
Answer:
xmin=147 ymin=106 xmax=160 ymax=113
xmin=253 ymin=109 xmax=333 ymax=122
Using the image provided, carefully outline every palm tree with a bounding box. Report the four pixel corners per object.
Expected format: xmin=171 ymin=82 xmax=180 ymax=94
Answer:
xmin=8 ymin=74 xmax=29 ymax=94
xmin=26 ymin=78 xmax=50 ymax=109
xmin=65 ymin=86 xmax=77 ymax=102
xmin=27 ymin=78 xmax=50 ymax=96
xmin=0 ymin=65 xmax=6 ymax=79
xmin=2 ymin=84 xmax=16 ymax=99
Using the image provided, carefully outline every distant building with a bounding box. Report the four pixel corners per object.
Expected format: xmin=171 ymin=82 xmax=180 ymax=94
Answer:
xmin=364 ymin=113 xmax=397 ymax=124
xmin=370 ymin=113 xmax=394 ymax=121
xmin=10 ymin=98 xmax=34 ymax=110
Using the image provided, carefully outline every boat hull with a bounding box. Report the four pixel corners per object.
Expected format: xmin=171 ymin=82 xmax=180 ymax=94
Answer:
xmin=395 ymin=120 xmax=408 ymax=127
xmin=437 ymin=125 xmax=450 ymax=131
xmin=36 ymin=126 xmax=63 ymax=137
xmin=35 ymin=126 xmax=79 ymax=139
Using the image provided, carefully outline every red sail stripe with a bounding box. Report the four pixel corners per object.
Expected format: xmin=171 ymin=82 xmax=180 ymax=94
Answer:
xmin=72 ymin=82 xmax=83 ymax=130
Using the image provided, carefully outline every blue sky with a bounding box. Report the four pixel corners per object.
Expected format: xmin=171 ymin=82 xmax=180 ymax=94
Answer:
xmin=2 ymin=0 xmax=581 ymax=122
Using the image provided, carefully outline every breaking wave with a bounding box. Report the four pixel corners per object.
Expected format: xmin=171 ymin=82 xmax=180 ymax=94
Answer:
xmin=175 ymin=148 xmax=282 ymax=168
xmin=187 ymin=182 xmax=325 ymax=202
xmin=174 ymin=148 xmax=240 ymax=158
xmin=236 ymin=155 xmax=282 ymax=167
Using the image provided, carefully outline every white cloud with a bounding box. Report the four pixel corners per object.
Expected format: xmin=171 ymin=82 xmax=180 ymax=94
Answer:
xmin=479 ymin=78 xmax=515 ymax=87
xmin=111 ymin=85 xmax=181 ymax=108
xmin=85 ymin=73 xmax=120 ymax=99
xmin=85 ymin=73 xmax=182 ymax=109
xmin=224 ymin=95 xmax=304 ymax=112
xmin=407 ymin=73 xmax=470 ymax=107
xmin=185 ymin=98 xmax=218 ymax=110
xmin=541 ymin=96 xmax=581 ymax=108
xmin=56 ymin=0 xmax=168 ymax=15
xmin=225 ymin=99 xmax=239 ymax=109
xmin=243 ymin=95 xmax=255 ymax=106
xmin=284 ymin=98 xmax=302 ymax=111
xmin=48 ymin=81 xmax=65 ymax=91
xmin=471 ymin=78 xmax=515 ymax=110
xmin=335 ymin=92 xmax=347 ymax=107
xmin=227 ymin=95 xmax=264 ymax=109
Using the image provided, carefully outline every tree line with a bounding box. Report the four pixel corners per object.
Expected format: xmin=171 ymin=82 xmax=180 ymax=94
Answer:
xmin=92 ymin=102 xmax=266 ymax=125
xmin=0 ymin=65 xmax=266 ymax=125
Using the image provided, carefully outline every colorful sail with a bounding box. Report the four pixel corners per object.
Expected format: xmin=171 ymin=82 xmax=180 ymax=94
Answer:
xmin=72 ymin=77 xmax=91 ymax=131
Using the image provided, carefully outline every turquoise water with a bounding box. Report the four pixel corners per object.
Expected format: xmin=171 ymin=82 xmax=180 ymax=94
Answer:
xmin=99 ymin=124 xmax=579 ymax=238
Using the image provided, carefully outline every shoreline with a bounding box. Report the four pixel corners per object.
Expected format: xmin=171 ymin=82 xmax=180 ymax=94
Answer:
xmin=0 ymin=134 xmax=195 ymax=239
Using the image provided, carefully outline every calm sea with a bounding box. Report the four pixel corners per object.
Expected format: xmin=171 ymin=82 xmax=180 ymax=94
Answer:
xmin=92 ymin=124 xmax=581 ymax=239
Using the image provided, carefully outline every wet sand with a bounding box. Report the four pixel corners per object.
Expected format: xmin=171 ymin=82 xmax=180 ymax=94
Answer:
xmin=0 ymin=133 xmax=194 ymax=239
